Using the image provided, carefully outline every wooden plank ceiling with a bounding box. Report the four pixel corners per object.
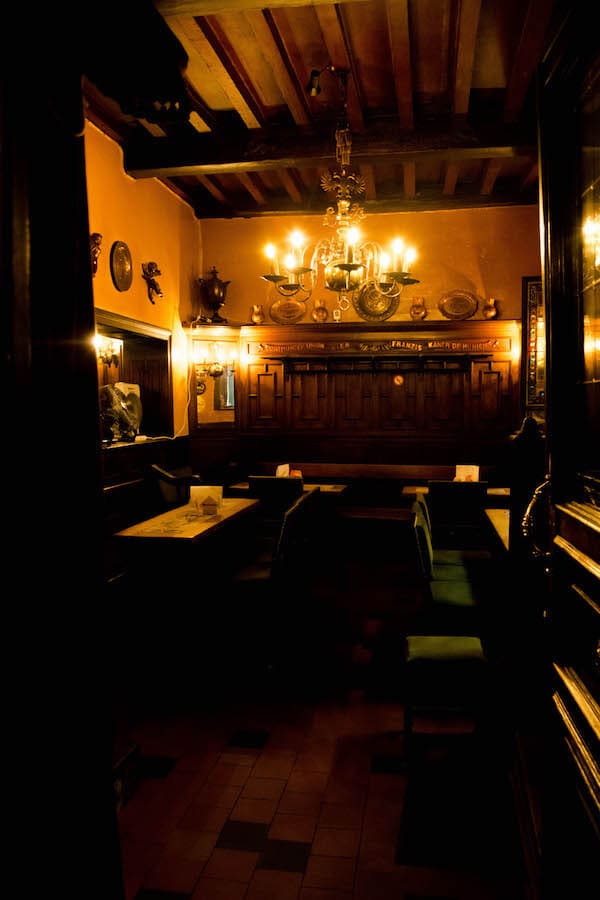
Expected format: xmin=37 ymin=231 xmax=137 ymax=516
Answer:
xmin=82 ymin=0 xmax=557 ymax=219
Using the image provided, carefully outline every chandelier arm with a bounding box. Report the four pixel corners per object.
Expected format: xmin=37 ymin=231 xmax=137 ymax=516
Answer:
xmin=260 ymin=67 xmax=418 ymax=304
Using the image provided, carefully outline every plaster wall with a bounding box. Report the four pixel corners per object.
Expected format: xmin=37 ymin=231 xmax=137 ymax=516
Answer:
xmin=200 ymin=206 xmax=541 ymax=326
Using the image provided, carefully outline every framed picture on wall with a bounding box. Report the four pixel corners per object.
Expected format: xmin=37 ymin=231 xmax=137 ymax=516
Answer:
xmin=522 ymin=275 xmax=545 ymax=410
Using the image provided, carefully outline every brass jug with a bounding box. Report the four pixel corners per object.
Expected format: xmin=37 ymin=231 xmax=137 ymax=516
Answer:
xmin=198 ymin=266 xmax=230 ymax=324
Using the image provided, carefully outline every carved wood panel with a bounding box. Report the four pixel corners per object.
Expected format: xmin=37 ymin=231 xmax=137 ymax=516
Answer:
xmin=289 ymin=371 xmax=330 ymax=430
xmin=378 ymin=371 xmax=419 ymax=432
xmin=332 ymin=372 xmax=375 ymax=431
xmin=246 ymin=361 xmax=285 ymax=430
xmin=239 ymin=322 xmax=521 ymax=461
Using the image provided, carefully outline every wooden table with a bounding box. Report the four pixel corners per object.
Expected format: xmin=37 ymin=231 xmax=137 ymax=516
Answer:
xmin=115 ymin=497 xmax=260 ymax=543
xmin=485 ymin=508 xmax=510 ymax=551
xmin=402 ymin=485 xmax=510 ymax=504
xmin=231 ymin=481 xmax=348 ymax=496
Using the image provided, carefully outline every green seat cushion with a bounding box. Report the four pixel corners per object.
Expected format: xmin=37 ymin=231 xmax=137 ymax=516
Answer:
xmin=407 ymin=635 xmax=485 ymax=662
xmin=430 ymin=580 xmax=477 ymax=608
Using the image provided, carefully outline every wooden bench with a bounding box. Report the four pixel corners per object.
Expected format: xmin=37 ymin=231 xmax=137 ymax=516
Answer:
xmin=246 ymin=462 xmax=498 ymax=508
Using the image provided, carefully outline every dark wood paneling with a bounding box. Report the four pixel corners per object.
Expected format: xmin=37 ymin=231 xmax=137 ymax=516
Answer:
xmin=238 ymin=321 xmax=521 ymax=467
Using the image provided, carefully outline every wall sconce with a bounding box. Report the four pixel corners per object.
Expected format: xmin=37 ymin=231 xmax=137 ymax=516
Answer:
xmin=192 ymin=341 xmax=237 ymax=378
xmin=94 ymin=334 xmax=122 ymax=367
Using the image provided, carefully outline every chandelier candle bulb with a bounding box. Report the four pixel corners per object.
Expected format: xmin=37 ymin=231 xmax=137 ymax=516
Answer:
xmin=403 ymin=247 xmax=417 ymax=273
xmin=392 ymin=239 xmax=403 ymax=272
xmin=265 ymin=244 xmax=280 ymax=276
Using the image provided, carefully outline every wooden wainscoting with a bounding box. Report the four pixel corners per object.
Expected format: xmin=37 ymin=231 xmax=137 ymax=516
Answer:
xmin=238 ymin=321 xmax=521 ymax=468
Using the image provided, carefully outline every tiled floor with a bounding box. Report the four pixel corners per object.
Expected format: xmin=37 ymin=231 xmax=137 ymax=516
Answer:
xmin=116 ymin=690 xmax=524 ymax=900
xmin=115 ymin=513 xmax=525 ymax=900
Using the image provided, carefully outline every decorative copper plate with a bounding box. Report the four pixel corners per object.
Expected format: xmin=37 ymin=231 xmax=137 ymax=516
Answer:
xmin=269 ymin=298 xmax=306 ymax=324
xmin=352 ymin=284 xmax=400 ymax=322
xmin=438 ymin=290 xmax=478 ymax=320
xmin=110 ymin=241 xmax=133 ymax=292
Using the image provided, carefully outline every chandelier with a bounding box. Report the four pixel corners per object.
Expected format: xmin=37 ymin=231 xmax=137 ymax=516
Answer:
xmin=261 ymin=66 xmax=419 ymax=311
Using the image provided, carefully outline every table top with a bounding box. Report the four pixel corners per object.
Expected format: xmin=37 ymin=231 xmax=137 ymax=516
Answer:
xmin=114 ymin=498 xmax=259 ymax=542
xmin=485 ymin=508 xmax=510 ymax=551
xmin=231 ymin=481 xmax=348 ymax=495
xmin=402 ymin=485 xmax=510 ymax=497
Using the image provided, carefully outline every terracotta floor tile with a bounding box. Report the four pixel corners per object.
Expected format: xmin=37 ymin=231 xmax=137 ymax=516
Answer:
xmin=246 ymin=869 xmax=303 ymax=900
xmin=252 ymin=752 xmax=296 ymax=779
xmin=278 ymin=791 xmax=323 ymax=817
xmin=318 ymin=803 xmax=363 ymax=829
xmin=267 ymin=725 xmax=308 ymax=749
xmin=323 ymin=779 xmax=367 ymax=807
xmin=302 ymin=855 xmax=356 ymax=892
xmin=230 ymin=796 xmax=279 ymax=823
xmin=142 ymin=854 xmax=206 ymax=893
xmin=298 ymin=889 xmax=353 ymax=900
xmin=258 ymin=839 xmax=312 ymax=872
xmin=216 ymin=820 xmax=269 ymax=852
xmin=193 ymin=783 xmax=242 ymax=809
xmin=164 ymin=827 xmax=206 ymax=857
xmin=202 ymin=848 xmax=260 ymax=882
xmin=175 ymin=750 xmax=221 ymax=775
xmin=178 ymin=803 xmax=230 ymax=832
xmin=192 ymin=876 xmax=249 ymax=899
xmin=311 ymin=827 xmax=361 ymax=858
xmin=206 ymin=762 xmax=253 ymax=786
xmin=268 ymin=813 xmax=318 ymax=842
xmin=242 ymin=776 xmax=287 ymax=800
xmin=219 ymin=749 xmax=261 ymax=766
xmin=188 ymin=831 xmax=220 ymax=860
xmin=293 ymin=750 xmax=335 ymax=773
xmin=353 ymin=867 xmax=408 ymax=900
xmin=286 ymin=771 xmax=329 ymax=795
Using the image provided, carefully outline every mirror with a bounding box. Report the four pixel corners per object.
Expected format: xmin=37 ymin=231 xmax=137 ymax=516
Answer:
xmin=522 ymin=276 xmax=545 ymax=414
xmin=95 ymin=309 xmax=173 ymax=444
xmin=191 ymin=337 xmax=238 ymax=427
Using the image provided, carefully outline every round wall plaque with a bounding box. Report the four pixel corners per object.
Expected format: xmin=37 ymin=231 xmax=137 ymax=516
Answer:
xmin=110 ymin=241 xmax=133 ymax=292
xmin=438 ymin=290 xmax=478 ymax=319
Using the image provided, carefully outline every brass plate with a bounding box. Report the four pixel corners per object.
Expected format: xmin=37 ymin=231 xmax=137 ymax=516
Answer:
xmin=438 ymin=290 xmax=478 ymax=320
xmin=110 ymin=241 xmax=133 ymax=292
xmin=269 ymin=298 xmax=306 ymax=324
xmin=352 ymin=284 xmax=400 ymax=322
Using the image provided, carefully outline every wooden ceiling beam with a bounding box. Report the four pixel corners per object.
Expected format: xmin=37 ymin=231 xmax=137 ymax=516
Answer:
xmin=156 ymin=1 xmax=361 ymax=14
xmin=194 ymin=181 xmax=538 ymax=219
xmin=268 ymin=7 xmax=313 ymax=123
xmin=521 ymin=161 xmax=539 ymax=190
xmin=452 ymin=0 xmax=481 ymax=117
xmin=237 ymin=172 xmax=268 ymax=204
xmin=386 ymin=0 xmax=414 ymax=130
xmin=403 ymin=161 xmax=416 ymax=198
xmin=314 ymin=5 xmax=365 ymax=132
xmin=443 ymin=162 xmax=460 ymax=195
xmin=360 ymin=164 xmax=376 ymax=201
xmin=278 ymin=168 xmax=304 ymax=203
xmin=197 ymin=174 xmax=231 ymax=204
xmin=480 ymin=159 xmax=503 ymax=195
xmin=196 ymin=14 xmax=267 ymax=127
xmin=125 ymin=125 xmax=535 ymax=178
xmin=244 ymin=10 xmax=310 ymax=126
xmin=503 ymin=0 xmax=555 ymax=123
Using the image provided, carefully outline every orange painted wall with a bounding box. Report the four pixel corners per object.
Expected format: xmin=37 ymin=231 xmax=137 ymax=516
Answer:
xmin=200 ymin=206 xmax=541 ymax=325
xmin=85 ymin=122 xmax=542 ymax=434
xmin=84 ymin=122 xmax=199 ymax=436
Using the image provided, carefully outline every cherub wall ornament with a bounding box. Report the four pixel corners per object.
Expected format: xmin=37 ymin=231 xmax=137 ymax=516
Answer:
xmin=90 ymin=232 xmax=102 ymax=277
xmin=141 ymin=261 xmax=163 ymax=304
